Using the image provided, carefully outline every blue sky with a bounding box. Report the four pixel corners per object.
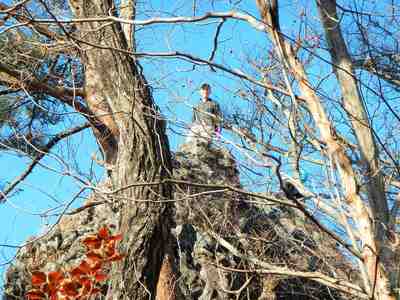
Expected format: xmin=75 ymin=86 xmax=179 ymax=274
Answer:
xmin=0 ymin=0 xmax=331 ymax=285
xmin=1 ymin=0 xmax=399 ymax=291
xmin=0 ymin=1 xmax=273 ymax=283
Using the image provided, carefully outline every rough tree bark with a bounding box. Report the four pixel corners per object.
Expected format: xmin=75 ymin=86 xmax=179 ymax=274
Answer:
xmin=68 ymin=0 xmax=177 ymax=299
xmin=255 ymin=0 xmax=393 ymax=299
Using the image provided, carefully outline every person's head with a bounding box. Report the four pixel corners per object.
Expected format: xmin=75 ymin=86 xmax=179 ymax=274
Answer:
xmin=200 ymin=83 xmax=211 ymax=101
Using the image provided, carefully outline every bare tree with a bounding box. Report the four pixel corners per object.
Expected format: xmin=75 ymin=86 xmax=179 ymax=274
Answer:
xmin=1 ymin=0 xmax=400 ymax=299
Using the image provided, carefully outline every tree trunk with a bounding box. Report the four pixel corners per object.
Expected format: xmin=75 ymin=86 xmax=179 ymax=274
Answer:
xmin=69 ymin=1 xmax=176 ymax=299
xmin=316 ymin=0 xmax=388 ymax=246
xmin=316 ymin=0 xmax=397 ymax=296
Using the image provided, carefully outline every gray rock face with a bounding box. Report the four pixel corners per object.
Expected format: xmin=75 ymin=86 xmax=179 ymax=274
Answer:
xmin=3 ymin=193 xmax=119 ymax=299
xmin=173 ymin=139 xmax=243 ymax=300
xmin=172 ymin=138 xmax=353 ymax=300
xmin=3 ymin=135 xmax=356 ymax=300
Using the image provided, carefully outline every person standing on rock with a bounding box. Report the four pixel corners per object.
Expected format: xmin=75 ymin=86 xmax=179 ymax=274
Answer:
xmin=191 ymin=83 xmax=222 ymax=142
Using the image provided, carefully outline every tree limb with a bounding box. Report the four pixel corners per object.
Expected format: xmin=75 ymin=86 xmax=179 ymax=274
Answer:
xmin=353 ymin=57 xmax=400 ymax=88
xmin=0 ymin=2 xmax=64 ymax=41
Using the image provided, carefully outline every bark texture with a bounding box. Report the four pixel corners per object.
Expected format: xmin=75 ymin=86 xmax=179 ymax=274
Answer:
xmin=68 ymin=0 xmax=175 ymax=299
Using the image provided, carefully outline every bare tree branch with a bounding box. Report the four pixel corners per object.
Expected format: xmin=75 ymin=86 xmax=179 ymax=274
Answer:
xmin=208 ymin=230 xmax=369 ymax=299
xmin=0 ymin=62 xmax=85 ymax=105
xmin=208 ymin=18 xmax=226 ymax=71
xmin=0 ymin=2 xmax=64 ymax=41
xmin=353 ymin=57 xmax=400 ymax=88
xmin=120 ymin=0 xmax=136 ymax=50
xmin=0 ymin=123 xmax=90 ymax=202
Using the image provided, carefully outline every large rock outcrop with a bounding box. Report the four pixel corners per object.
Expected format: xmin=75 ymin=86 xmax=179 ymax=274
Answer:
xmin=172 ymin=134 xmax=356 ymax=300
xmin=4 ymin=130 xmax=358 ymax=299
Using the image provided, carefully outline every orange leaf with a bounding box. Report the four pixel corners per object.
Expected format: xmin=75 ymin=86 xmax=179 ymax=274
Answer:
xmin=82 ymin=236 xmax=102 ymax=250
xmin=70 ymin=267 xmax=85 ymax=279
xmin=26 ymin=290 xmax=46 ymax=300
xmin=42 ymin=283 xmax=50 ymax=294
xmin=105 ymin=244 xmax=116 ymax=257
xmin=49 ymin=291 xmax=60 ymax=300
xmin=97 ymin=226 xmax=110 ymax=239
xmin=31 ymin=271 xmax=47 ymax=286
xmin=79 ymin=260 xmax=93 ymax=273
xmin=79 ymin=278 xmax=93 ymax=297
xmin=86 ymin=251 xmax=103 ymax=263
xmin=105 ymin=239 xmax=116 ymax=249
xmin=94 ymin=272 xmax=108 ymax=282
xmin=60 ymin=281 xmax=81 ymax=297
xmin=48 ymin=271 xmax=65 ymax=285
xmin=47 ymin=284 xmax=60 ymax=298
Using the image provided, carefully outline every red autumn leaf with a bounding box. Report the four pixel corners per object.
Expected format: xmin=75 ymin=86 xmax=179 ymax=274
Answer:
xmin=47 ymin=285 xmax=60 ymax=299
xmin=60 ymin=281 xmax=81 ymax=297
xmin=48 ymin=271 xmax=65 ymax=285
xmin=26 ymin=290 xmax=46 ymax=300
xmin=97 ymin=226 xmax=110 ymax=239
xmin=41 ymin=282 xmax=50 ymax=294
xmin=82 ymin=236 xmax=102 ymax=250
xmin=70 ymin=266 xmax=86 ymax=279
xmin=79 ymin=278 xmax=92 ymax=296
xmin=49 ymin=292 xmax=60 ymax=300
xmin=94 ymin=272 xmax=108 ymax=282
xmin=78 ymin=260 xmax=93 ymax=273
xmin=109 ymin=233 xmax=123 ymax=241
xmin=31 ymin=271 xmax=47 ymax=286
xmin=106 ymin=239 xmax=116 ymax=247
xmin=44 ymin=272 xmax=62 ymax=296
xmin=86 ymin=251 xmax=103 ymax=263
